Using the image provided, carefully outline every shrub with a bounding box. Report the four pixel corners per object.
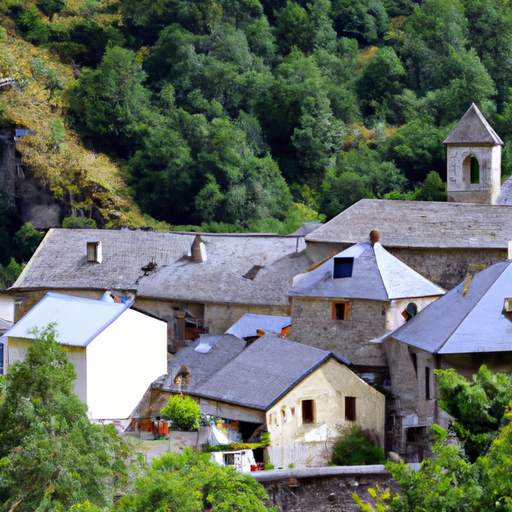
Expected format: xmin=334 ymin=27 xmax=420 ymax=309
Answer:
xmin=62 ymin=217 xmax=97 ymax=229
xmin=160 ymin=394 xmax=200 ymax=431
xmin=331 ymin=425 xmax=385 ymax=466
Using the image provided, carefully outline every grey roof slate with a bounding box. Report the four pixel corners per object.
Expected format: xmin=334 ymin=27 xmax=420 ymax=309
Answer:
xmin=12 ymin=229 xmax=311 ymax=306
xmin=443 ymin=103 xmax=504 ymax=146
xmin=225 ymin=313 xmax=291 ymax=338
xmin=289 ymin=243 xmax=444 ymax=300
xmin=305 ymin=199 xmax=512 ymax=249
xmin=387 ymin=261 xmax=512 ymax=354
xmin=498 ymin=176 xmax=512 ymax=205
xmin=193 ymin=334 xmax=350 ymax=410
xmin=163 ymin=334 xmax=247 ymax=393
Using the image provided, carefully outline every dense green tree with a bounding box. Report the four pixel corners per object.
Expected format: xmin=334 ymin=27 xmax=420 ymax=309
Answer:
xmin=116 ymin=448 xmax=275 ymax=511
xmin=464 ymin=0 xmax=512 ymax=113
xmin=436 ymin=365 xmax=512 ymax=462
xmin=357 ymin=47 xmax=405 ymax=123
xmin=0 ymin=325 xmax=133 ymax=511
xmin=319 ymin=145 xmax=405 ymax=219
xmin=331 ymin=0 xmax=389 ymax=43
xmin=67 ymin=46 xmax=151 ymax=152
xmin=377 ymin=119 xmax=447 ymax=184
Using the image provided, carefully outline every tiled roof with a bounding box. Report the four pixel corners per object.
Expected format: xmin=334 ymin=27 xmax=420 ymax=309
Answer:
xmin=289 ymin=243 xmax=444 ymax=300
xmin=305 ymin=199 xmax=512 ymax=249
xmin=443 ymin=103 xmax=504 ymax=146
xmin=163 ymin=334 xmax=247 ymax=393
xmin=193 ymin=334 xmax=350 ymax=410
xmin=11 ymin=229 xmax=312 ymax=306
xmin=386 ymin=261 xmax=512 ymax=354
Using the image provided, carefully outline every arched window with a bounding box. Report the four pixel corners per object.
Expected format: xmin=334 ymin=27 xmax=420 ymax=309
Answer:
xmin=470 ymin=156 xmax=480 ymax=184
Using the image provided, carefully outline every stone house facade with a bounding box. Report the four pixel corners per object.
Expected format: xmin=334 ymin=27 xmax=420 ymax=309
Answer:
xmin=288 ymin=240 xmax=444 ymax=370
xmin=382 ymin=259 xmax=512 ymax=461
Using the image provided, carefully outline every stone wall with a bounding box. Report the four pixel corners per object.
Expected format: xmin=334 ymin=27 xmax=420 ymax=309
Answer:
xmin=290 ymin=297 xmax=388 ymax=366
xmin=254 ymin=466 xmax=396 ymax=512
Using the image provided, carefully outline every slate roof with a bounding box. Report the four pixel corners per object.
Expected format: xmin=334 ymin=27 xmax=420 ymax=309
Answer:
xmin=225 ymin=313 xmax=291 ymax=338
xmin=11 ymin=229 xmax=311 ymax=306
xmin=443 ymin=103 xmax=504 ymax=146
xmin=497 ymin=176 xmax=512 ymax=205
xmin=192 ymin=334 xmax=351 ymax=410
xmin=3 ymin=292 xmax=133 ymax=347
xmin=386 ymin=261 xmax=512 ymax=354
xmin=305 ymin=199 xmax=512 ymax=249
xmin=289 ymin=243 xmax=444 ymax=300
xmin=163 ymin=334 xmax=247 ymax=393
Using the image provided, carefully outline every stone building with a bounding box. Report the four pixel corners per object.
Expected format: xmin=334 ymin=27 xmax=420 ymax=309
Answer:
xmin=9 ymin=228 xmax=312 ymax=351
xmin=444 ymin=103 xmax=504 ymax=205
xmin=305 ymin=104 xmax=512 ymax=290
xmin=136 ymin=333 xmax=385 ymax=469
xmin=381 ymin=259 xmax=512 ymax=461
xmin=288 ymin=237 xmax=444 ymax=370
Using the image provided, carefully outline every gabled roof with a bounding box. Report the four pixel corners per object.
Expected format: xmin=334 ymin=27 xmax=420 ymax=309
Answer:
xmin=305 ymin=199 xmax=512 ymax=249
xmin=225 ymin=313 xmax=291 ymax=338
xmin=193 ymin=334 xmax=351 ymax=410
xmin=386 ymin=261 xmax=512 ymax=354
xmin=443 ymin=103 xmax=504 ymax=146
xmin=11 ymin=229 xmax=312 ymax=306
xmin=289 ymin=243 xmax=444 ymax=300
xmin=163 ymin=334 xmax=247 ymax=393
xmin=3 ymin=292 xmax=133 ymax=347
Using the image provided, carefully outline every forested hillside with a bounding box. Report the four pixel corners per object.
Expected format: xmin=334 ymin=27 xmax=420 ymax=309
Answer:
xmin=2 ymin=0 xmax=512 ymax=235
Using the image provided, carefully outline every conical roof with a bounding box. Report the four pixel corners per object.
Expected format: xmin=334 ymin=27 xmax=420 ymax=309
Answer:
xmin=443 ymin=103 xmax=504 ymax=146
xmin=288 ymin=243 xmax=445 ymax=301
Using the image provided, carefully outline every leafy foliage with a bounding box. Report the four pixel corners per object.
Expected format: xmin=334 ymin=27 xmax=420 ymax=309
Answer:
xmin=161 ymin=393 xmax=201 ymax=431
xmin=0 ymin=324 xmax=134 ymax=511
xmin=3 ymin=0 xmax=512 ymax=230
xmin=436 ymin=365 xmax=512 ymax=462
xmin=116 ymin=448 xmax=275 ymax=512
xmin=331 ymin=425 xmax=385 ymax=466
xmin=354 ymin=367 xmax=512 ymax=511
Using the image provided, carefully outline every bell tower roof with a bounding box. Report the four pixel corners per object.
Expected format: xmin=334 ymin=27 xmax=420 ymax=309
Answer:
xmin=443 ymin=103 xmax=504 ymax=146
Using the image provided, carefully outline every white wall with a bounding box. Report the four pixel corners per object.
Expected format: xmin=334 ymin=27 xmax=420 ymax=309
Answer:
xmin=86 ymin=309 xmax=167 ymax=419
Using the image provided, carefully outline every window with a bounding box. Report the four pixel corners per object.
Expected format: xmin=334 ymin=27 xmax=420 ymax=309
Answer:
xmin=425 ymin=367 xmax=431 ymax=400
xmin=332 ymin=301 xmax=349 ymax=320
xmin=410 ymin=353 xmax=418 ymax=376
xmin=345 ymin=396 xmax=356 ymax=421
xmin=302 ymin=399 xmax=315 ymax=423
xmin=86 ymin=241 xmax=102 ymax=263
xmin=470 ymin=156 xmax=480 ymax=184
xmin=333 ymin=257 xmax=354 ymax=278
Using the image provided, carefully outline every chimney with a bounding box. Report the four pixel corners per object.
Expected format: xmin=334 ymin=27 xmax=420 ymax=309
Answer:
xmin=190 ymin=235 xmax=207 ymax=262
xmin=86 ymin=241 xmax=102 ymax=263
xmin=370 ymin=230 xmax=380 ymax=245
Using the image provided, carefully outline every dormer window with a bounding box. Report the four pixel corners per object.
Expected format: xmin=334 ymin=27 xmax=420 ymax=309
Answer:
xmin=86 ymin=241 xmax=102 ymax=263
xmin=333 ymin=257 xmax=354 ymax=278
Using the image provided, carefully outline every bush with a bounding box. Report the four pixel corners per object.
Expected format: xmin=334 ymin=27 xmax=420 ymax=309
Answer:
xmin=62 ymin=217 xmax=97 ymax=229
xmin=331 ymin=425 xmax=385 ymax=466
xmin=160 ymin=394 xmax=200 ymax=431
